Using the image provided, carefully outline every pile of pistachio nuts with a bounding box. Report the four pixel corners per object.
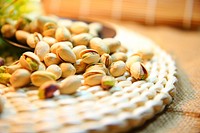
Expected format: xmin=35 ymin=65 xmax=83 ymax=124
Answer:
xmin=0 ymin=15 xmax=153 ymax=100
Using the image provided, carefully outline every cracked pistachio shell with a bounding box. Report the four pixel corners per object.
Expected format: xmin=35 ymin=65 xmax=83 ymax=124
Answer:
xmin=55 ymin=26 xmax=71 ymax=42
xmin=103 ymin=38 xmax=121 ymax=53
xmin=43 ymin=22 xmax=57 ymax=37
xmin=43 ymin=36 xmax=57 ymax=47
xmin=44 ymin=53 xmax=61 ymax=66
xmin=38 ymin=81 xmax=60 ymax=99
xmin=83 ymin=69 xmax=106 ymax=86
xmin=26 ymin=32 xmax=43 ymax=48
xmin=1 ymin=24 xmax=16 ymax=38
xmin=59 ymin=63 xmax=76 ymax=78
xmin=109 ymin=61 xmax=126 ymax=77
xmin=31 ymin=71 xmax=56 ymax=87
xmin=80 ymin=49 xmax=100 ymax=64
xmin=130 ymin=62 xmax=148 ymax=80
xmin=34 ymin=41 xmax=50 ymax=61
xmin=10 ymin=69 xmax=31 ymax=88
xmin=19 ymin=52 xmax=40 ymax=72
xmin=126 ymin=54 xmax=142 ymax=71
xmin=72 ymin=33 xmax=93 ymax=46
xmin=111 ymin=52 xmax=127 ymax=62
xmin=56 ymin=43 xmax=76 ymax=63
xmin=101 ymin=76 xmax=116 ymax=90
xmin=74 ymin=59 xmax=87 ymax=74
xmin=6 ymin=62 xmax=22 ymax=74
xmin=0 ymin=73 xmax=11 ymax=85
xmin=86 ymin=63 xmax=109 ymax=75
xmin=70 ymin=21 xmax=89 ymax=34
xmin=60 ymin=75 xmax=81 ymax=94
xmin=90 ymin=37 xmax=110 ymax=55
xmin=72 ymin=45 xmax=87 ymax=59
xmin=100 ymin=53 xmax=112 ymax=67
xmin=51 ymin=41 xmax=73 ymax=53
xmin=46 ymin=64 xmax=62 ymax=80
xmin=15 ymin=30 xmax=30 ymax=44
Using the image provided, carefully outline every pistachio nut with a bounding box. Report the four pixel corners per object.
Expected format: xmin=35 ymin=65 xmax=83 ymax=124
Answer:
xmin=100 ymin=53 xmax=113 ymax=67
xmin=34 ymin=41 xmax=50 ymax=61
xmin=111 ymin=52 xmax=127 ymax=62
xmin=70 ymin=21 xmax=89 ymax=34
xmin=72 ymin=33 xmax=93 ymax=46
xmin=72 ymin=45 xmax=87 ymax=59
xmin=0 ymin=73 xmax=11 ymax=85
xmin=37 ymin=15 xmax=58 ymax=32
xmin=10 ymin=69 xmax=31 ymax=88
xmin=89 ymin=37 xmax=110 ymax=55
xmin=15 ymin=30 xmax=30 ymax=44
xmin=26 ymin=32 xmax=43 ymax=48
xmin=117 ymin=45 xmax=128 ymax=53
xmin=74 ymin=59 xmax=87 ymax=74
xmin=51 ymin=41 xmax=73 ymax=53
xmin=55 ymin=26 xmax=71 ymax=42
xmin=126 ymin=54 xmax=142 ymax=71
xmin=86 ymin=63 xmax=109 ymax=75
xmin=31 ymin=71 xmax=56 ymax=86
xmin=109 ymin=61 xmax=126 ymax=77
xmin=60 ymin=75 xmax=81 ymax=94
xmin=137 ymin=49 xmax=154 ymax=61
xmin=38 ymin=81 xmax=60 ymax=99
xmin=80 ymin=49 xmax=100 ymax=64
xmin=19 ymin=52 xmax=40 ymax=72
xmin=59 ymin=63 xmax=76 ymax=78
xmin=130 ymin=62 xmax=148 ymax=80
xmin=83 ymin=69 xmax=106 ymax=86
xmin=46 ymin=64 xmax=62 ymax=80
xmin=101 ymin=76 xmax=116 ymax=90
xmin=89 ymin=22 xmax=103 ymax=33
xmin=103 ymin=38 xmax=121 ymax=53
xmin=43 ymin=22 xmax=57 ymax=37
xmin=1 ymin=24 xmax=16 ymax=38
xmin=56 ymin=43 xmax=76 ymax=63
xmin=43 ymin=36 xmax=57 ymax=47
xmin=57 ymin=19 xmax=72 ymax=29
xmin=6 ymin=62 xmax=22 ymax=74
xmin=44 ymin=53 xmax=61 ymax=66
xmin=38 ymin=62 xmax=46 ymax=71
xmin=29 ymin=20 xmax=40 ymax=33
xmin=15 ymin=17 xmax=31 ymax=32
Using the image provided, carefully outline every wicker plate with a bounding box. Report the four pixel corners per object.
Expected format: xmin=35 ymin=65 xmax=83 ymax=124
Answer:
xmin=0 ymin=26 xmax=177 ymax=133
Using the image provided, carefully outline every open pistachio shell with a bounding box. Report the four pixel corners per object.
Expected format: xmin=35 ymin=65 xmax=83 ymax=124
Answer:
xmin=70 ymin=21 xmax=89 ymax=34
xmin=111 ymin=52 xmax=127 ymax=62
xmin=80 ymin=49 xmax=100 ymax=64
xmin=55 ymin=26 xmax=71 ymax=42
xmin=126 ymin=54 xmax=142 ymax=71
xmin=60 ymin=75 xmax=81 ymax=94
xmin=103 ymin=38 xmax=121 ymax=53
xmin=101 ymin=76 xmax=116 ymax=90
xmin=42 ymin=22 xmax=57 ymax=37
xmin=130 ymin=62 xmax=148 ymax=80
xmin=31 ymin=71 xmax=56 ymax=87
xmin=44 ymin=53 xmax=61 ymax=66
xmin=74 ymin=59 xmax=87 ymax=74
xmin=109 ymin=61 xmax=126 ymax=77
xmin=6 ymin=61 xmax=22 ymax=74
xmin=86 ymin=63 xmax=108 ymax=75
xmin=15 ymin=30 xmax=30 ymax=45
xmin=72 ymin=33 xmax=93 ymax=46
xmin=10 ymin=69 xmax=31 ymax=88
xmin=26 ymin=32 xmax=43 ymax=48
xmin=72 ymin=45 xmax=87 ymax=59
xmin=0 ymin=73 xmax=11 ymax=85
xmin=59 ymin=63 xmax=76 ymax=78
xmin=34 ymin=41 xmax=50 ymax=61
xmin=46 ymin=64 xmax=62 ymax=80
xmin=43 ymin=36 xmax=57 ymax=47
xmin=100 ymin=53 xmax=113 ymax=67
xmin=51 ymin=41 xmax=73 ymax=53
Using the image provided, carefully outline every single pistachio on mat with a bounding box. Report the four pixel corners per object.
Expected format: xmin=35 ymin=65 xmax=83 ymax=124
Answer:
xmin=83 ymin=69 xmax=106 ymax=86
xmin=60 ymin=75 xmax=81 ymax=94
xmin=44 ymin=53 xmax=61 ymax=67
xmin=74 ymin=59 xmax=87 ymax=74
xmin=70 ymin=21 xmax=89 ymax=34
xmin=46 ymin=64 xmax=62 ymax=80
xmin=111 ymin=52 xmax=127 ymax=62
xmin=34 ymin=41 xmax=50 ymax=61
xmin=0 ymin=73 xmax=11 ymax=85
xmin=72 ymin=45 xmax=87 ymax=59
xmin=89 ymin=22 xmax=103 ymax=33
xmin=137 ymin=49 xmax=154 ymax=61
xmin=55 ymin=26 xmax=71 ymax=42
xmin=101 ymin=76 xmax=116 ymax=90
xmin=130 ymin=62 xmax=148 ymax=80
xmin=43 ymin=22 xmax=57 ymax=37
xmin=100 ymin=53 xmax=113 ymax=68
xmin=57 ymin=19 xmax=72 ymax=29
xmin=0 ymin=57 xmax=5 ymax=66
xmin=59 ymin=63 xmax=76 ymax=78
xmin=56 ymin=43 xmax=76 ymax=63
xmin=15 ymin=30 xmax=30 ymax=44
xmin=0 ymin=66 xmax=6 ymax=73
xmin=80 ymin=49 xmax=100 ymax=64
xmin=117 ymin=45 xmax=128 ymax=53
xmin=103 ymin=38 xmax=121 ymax=53
xmin=1 ymin=24 xmax=16 ymax=38
xmin=10 ymin=69 xmax=31 ymax=88
xmin=126 ymin=54 xmax=142 ymax=71
xmin=43 ymin=36 xmax=57 ymax=47
xmin=26 ymin=32 xmax=43 ymax=48
xmin=19 ymin=52 xmax=40 ymax=72
xmin=89 ymin=37 xmax=110 ymax=55
xmin=109 ymin=61 xmax=126 ymax=77
xmin=31 ymin=71 xmax=56 ymax=87
xmin=72 ymin=33 xmax=93 ymax=46
xmin=6 ymin=61 xmax=21 ymax=74
xmin=50 ymin=41 xmax=73 ymax=53
xmin=38 ymin=81 xmax=60 ymax=99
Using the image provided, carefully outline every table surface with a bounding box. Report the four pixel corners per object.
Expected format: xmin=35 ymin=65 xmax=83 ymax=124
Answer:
xmin=107 ymin=20 xmax=200 ymax=133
